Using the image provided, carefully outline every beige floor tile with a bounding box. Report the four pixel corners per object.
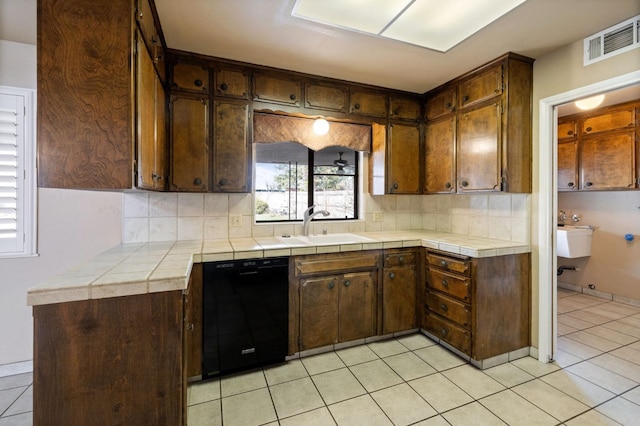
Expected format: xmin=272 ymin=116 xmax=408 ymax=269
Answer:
xmin=558 ymin=314 xmax=595 ymax=331
xmin=558 ymin=322 xmax=579 ymax=336
xmin=557 ymin=336 xmax=604 ymax=359
xmin=609 ymin=346 xmax=640 ymax=366
xmin=565 ymin=409 xmax=623 ymax=426
xmin=349 ymin=359 xmax=403 ymax=392
xmin=270 ymin=377 xmax=324 ymax=419
xmin=483 ymin=362 xmax=535 ymax=388
xmin=220 ymin=369 xmax=266 ymax=397
xmin=596 ymin=396 xmax=640 ymax=426
xmin=571 ymin=294 xmax=607 ymax=306
xmin=413 ymin=344 xmax=467 ymax=371
xmin=279 ymin=407 xmax=337 ymax=426
xmin=367 ymin=339 xmax=409 ymax=358
xmin=264 ymin=359 xmax=308 ymax=386
xmin=335 ymin=344 xmax=379 ymax=366
xmin=479 ymin=389 xmax=558 ymax=426
xmin=302 ymin=352 xmax=346 ymax=376
xmin=383 ymin=351 xmax=437 ymax=381
xmin=443 ymin=401 xmax=507 ymax=426
xmin=409 ymin=373 xmax=473 ymax=413
xmin=187 ymin=399 xmax=222 ymax=426
xmin=0 ymin=412 xmax=32 ymax=426
xmin=540 ymin=370 xmax=615 ymax=407
xmin=328 ymin=394 xmax=392 ymax=426
xmin=0 ymin=374 xmax=32 ymax=392
xmin=629 ymin=341 xmax=640 ymax=351
xmin=600 ymin=302 xmax=640 ymax=316
xmin=221 ymin=388 xmax=277 ymax=426
xmin=588 ymin=307 xmax=628 ymax=321
xmin=566 ymin=330 xmax=623 ymax=352
xmin=554 ymin=349 xmax=583 ymax=368
xmin=586 ymin=326 xmax=638 ymax=345
xmin=509 ymin=356 xmax=561 ymax=377
xmin=566 ymin=310 xmax=612 ymax=325
xmin=512 ymin=379 xmax=589 ymax=421
xmin=396 ymin=333 xmax=437 ymax=351
xmin=189 ymin=379 xmax=220 ymax=405
xmin=590 ymin=353 xmax=640 ymax=383
xmin=567 ymin=361 xmax=638 ymax=394
xmin=371 ymin=383 xmax=437 ymax=426
xmin=2 ymin=385 xmax=31 ymax=417
xmin=0 ymin=387 xmax=26 ymax=416
xmin=311 ymin=368 xmax=366 ymax=405
xmin=622 ymin=386 xmax=640 ymax=405
xmin=442 ymin=365 xmax=505 ymax=399
xmin=412 ymin=415 xmax=454 ymax=426
xmin=601 ymin=320 xmax=640 ymax=339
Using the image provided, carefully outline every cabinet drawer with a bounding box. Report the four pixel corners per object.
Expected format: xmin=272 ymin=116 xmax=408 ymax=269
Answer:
xmin=305 ymin=83 xmax=348 ymax=112
xmin=426 ymin=269 xmax=470 ymax=302
xmin=295 ymin=252 xmax=380 ymax=276
xmin=426 ymin=252 xmax=470 ymax=275
xmin=253 ymin=73 xmax=302 ymax=106
xmin=425 ymin=88 xmax=456 ymax=120
xmin=349 ymin=91 xmax=387 ymax=117
xmin=459 ymin=65 xmax=502 ymax=109
xmin=384 ymin=250 xmax=416 ymax=267
xmin=582 ymin=108 xmax=635 ymax=135
xmin=390 ymin=97 xmax=421 ymax=121
xmin=558 ymin=120 xmax=577 ymax=141
xmin=425 ymin=290 xmax=470 ymax=328
xmin=424 ymin=311 xmax=471 ymax=355
xmin=214 ymin=67 xmax=249 ymax=99
xmin=172 ymin=62 xmax=209 ymax=93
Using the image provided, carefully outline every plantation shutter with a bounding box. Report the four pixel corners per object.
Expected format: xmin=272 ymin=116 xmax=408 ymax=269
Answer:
xmin=0 ymin=93 xmax=24 ymax=253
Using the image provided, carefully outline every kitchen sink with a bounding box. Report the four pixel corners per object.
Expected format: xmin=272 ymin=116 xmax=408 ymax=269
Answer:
xmin=278 ymin=233 xmax=377 ymax=245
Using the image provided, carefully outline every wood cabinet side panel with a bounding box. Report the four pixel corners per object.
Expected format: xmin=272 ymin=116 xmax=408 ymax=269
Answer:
xmin=33 ymin=292 xmax=184 ymax=425
xmin=186 ymin=263 xmax=203 ymax=378
xmin=38 ymin=0 xmax=133 ymax=189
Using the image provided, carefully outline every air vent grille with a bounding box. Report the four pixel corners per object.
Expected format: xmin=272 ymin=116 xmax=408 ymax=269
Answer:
xmin=584 ymin=15 xmax=640 ymax=65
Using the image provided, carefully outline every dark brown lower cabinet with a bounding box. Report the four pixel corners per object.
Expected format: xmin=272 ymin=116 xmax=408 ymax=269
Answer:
xmin=381 ymin=248 xmax=418 ymax=334
xmin=424 ymin=250 xmax=530 ymax=362
xmin=33 ymin=291 xmax=187 ymax=425
xmin=185 ymin=263 xmax=203 ymax=378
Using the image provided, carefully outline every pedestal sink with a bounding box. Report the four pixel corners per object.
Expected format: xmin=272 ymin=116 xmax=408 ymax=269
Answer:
xmin=557 ymin=225 xmax=593 ymax=258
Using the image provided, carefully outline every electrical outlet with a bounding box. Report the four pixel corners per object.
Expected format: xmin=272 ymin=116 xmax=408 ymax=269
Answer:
xmin=229 ymin=214 xmax=242 ymax=227
xmin=373 ymin=211 xmax=383 ymax=222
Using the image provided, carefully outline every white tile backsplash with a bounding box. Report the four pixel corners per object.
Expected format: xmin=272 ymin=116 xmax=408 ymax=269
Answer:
xmin=122 ymin=192 xmax=531 ymax=244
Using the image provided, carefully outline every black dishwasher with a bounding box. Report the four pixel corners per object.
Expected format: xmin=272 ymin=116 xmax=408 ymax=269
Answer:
xmin=202 ymin=257 xmax=289 ymax=378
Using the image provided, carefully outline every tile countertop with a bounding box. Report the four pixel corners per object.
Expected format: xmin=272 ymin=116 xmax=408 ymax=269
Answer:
xmin=27 ymin=231 xmax=530 ymax=307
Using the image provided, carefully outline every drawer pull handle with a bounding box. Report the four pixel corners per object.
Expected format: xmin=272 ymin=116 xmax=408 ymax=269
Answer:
xmin=439 ymin=259 xmax=448 ymax=268
xmin=462 ymin=95 xmax=469 ymax=102
xmin=388 ymin=272 xmax=396 ymax=279
xmin=440 ymin=328 xmax=448 ymax=337
xmin=586 ymin=126 xmax=592 ymax=132
xmin=194 ymin=178 xmax=202 ymax=185
xmin=441 ymin=303 xmax=448 ymax=312
xmin=344 ymin=280 xmax=351 ymax=287
xmin=328 ymin=281 xmax=335 ymax=289
xmin=445 ymin=102 xmax=452 ymax=109
xmin=567 ymin=182 xmax=574 ymax=187
xmin=441 ymin=279 xmax=448 ymax=288
xmin=220 ymin=83 xmax=228 ymax=91
xmin=354 ymin=103 xmax=361 ymax=110
xmin=289 ymin=93 xmax=297 ymax=101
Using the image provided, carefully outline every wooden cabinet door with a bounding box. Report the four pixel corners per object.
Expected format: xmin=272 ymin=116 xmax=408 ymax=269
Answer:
xmin=425 ymin=116 xmax=455 ymax=193
xmin=169 ymin=95 xmax=209 ymax=191
xmin=136 ymin=36 xmax=156 ymax=190
xmin=339 ymin=271 xmax=377 ymax=342
xmin=382 ymin=265 xmax=416 ymax=334
xmin=457 ymin=103 xmax=501 ymax=192
xmin=459 ymin=65 xmax=502 ymax=109
xmin=305 ymin=83 xmax=348 ymax=113
xmin=581 ymin=131 xmax=636 ymax=190
xmin=390 ymin=97 xmax=421 ymax=121
xmin=172 ymin=62 xmax=209 ymax=94
xmin=425 ymin=88 xmax=456 ymax=120
xmin=558 ymin=140 xmax=578 ymax=191
xmin=558 ymin=119 xmax=577 ymax=141
xmin=349 ymin=91 xmax=387 ymax=117
xmin=582 ymin=108 xmax=635 ymax=135
xmin=300 ymin=276 xmax=339 ymax=351
xmin=213 ymin=100 xmax=250 ymax=192
xmin=388 ymin=122 xmax=421 ymax=194
xmin=214 ymin=67 xmax=249 ymax=99
xmin=253 ymin=73 xmax=302 ymax=106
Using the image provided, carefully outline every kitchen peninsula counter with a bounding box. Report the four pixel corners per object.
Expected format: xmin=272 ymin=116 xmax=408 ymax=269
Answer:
xmin=27 ymin=230 xmax=530 ymax=306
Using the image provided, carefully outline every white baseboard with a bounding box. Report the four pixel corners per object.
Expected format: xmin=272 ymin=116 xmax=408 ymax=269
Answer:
xmin=0 ymin=360 xmax=33 ymax=378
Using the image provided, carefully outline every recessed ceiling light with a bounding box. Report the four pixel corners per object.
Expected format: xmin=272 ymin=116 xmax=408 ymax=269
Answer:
xmin=575 ymin=94 xmax=605 ymax=110
xmin=313 ymin=118 xmax=330 ymax=135
xmin=292 ymin=0 xmax=527 ymax=52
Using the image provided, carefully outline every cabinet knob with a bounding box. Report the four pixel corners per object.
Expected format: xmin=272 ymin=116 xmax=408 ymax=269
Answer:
xmin=219 ymin=178 xmax=228 ymax=186
xmin=585 ymin=181 xmax=593 ymax=187
xmin=388 ymin=272 xmax=396 ymax=279
xmin=460 ymin=180 xmax=469 ymax=187
xmin=187 ymin=323 xmax=194 ymax=332
xmin=392 ymin=182 xmax=399 ymax=190
xmin=220 ymin=83 xmax=228 ymax=91
xmin=439 ymin=259 xmax=448 ymax=268
xmin=586 ymin=126 xmax=592 ymax=132
xmin=440 ymin=327 xmax=448 ymax=337
xmin=194 ymin=178 xmax=202 ymax=185
xmin=344 ymin=280 xmax=351 ymax=287
xmin=462 ymin=95 xmax=469 ymax=102
xmin=354 ymin=103 xmax=361 ymax=110
xmin=567 ymin=182 xmax=574 ymax=187
xmin=289 ymin=93 xmax=297 ymax=101
xmin=398 ymin=256 xmax=404 ymax=263
xmin=328 ymin=281 xmax=335 ymax=289
xmin=445 ymin=182 xmax=452 ymax=189
xmin=194 ymin=79 xmax=203 ymax=87
xmin=567 ymin=130 xmax=574 ymax=136
xmin=445 ymin=102 xmax=452 ymax=109
xmin=393 ymin=109 xmax=400 ymax=116
xmin=441 ymin=279 xmax=449 ymax=288
xmin=441 ymin=303 xmax=448 ymax=312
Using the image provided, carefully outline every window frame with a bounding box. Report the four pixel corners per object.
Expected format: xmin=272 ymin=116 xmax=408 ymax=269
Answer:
xmin=0 ymin=86 xmax=37 ymax=258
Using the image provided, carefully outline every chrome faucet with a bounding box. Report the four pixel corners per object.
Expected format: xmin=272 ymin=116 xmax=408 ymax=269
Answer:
xmin=558 ymin=210 xmax=567 ymax=224
xmin=302 ymin=205 xmax=330 ymax=236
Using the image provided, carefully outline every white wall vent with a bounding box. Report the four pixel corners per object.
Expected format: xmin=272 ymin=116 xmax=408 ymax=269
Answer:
xmin=584 ymin=15 xmax=640 ymax=66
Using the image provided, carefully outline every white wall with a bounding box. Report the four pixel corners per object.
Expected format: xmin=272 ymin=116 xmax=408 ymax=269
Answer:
xmin=0 ymin=40 xmax=123 ymax=367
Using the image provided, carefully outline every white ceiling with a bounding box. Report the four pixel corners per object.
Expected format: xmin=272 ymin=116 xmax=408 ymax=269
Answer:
xmin=1 ymin=0 xmax=639 ymax=93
